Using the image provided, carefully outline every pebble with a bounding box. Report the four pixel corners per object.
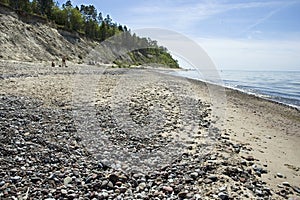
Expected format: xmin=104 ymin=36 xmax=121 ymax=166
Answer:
xmin=218 ymin=192 xmax=229 ymax=200
xmin=282 ymin=182 xmax=290 ymax=187
xmin=61 ymin=189 xmax=68 ymax=195
xmin=0 ymin=181 xmax=5 ymax=187
xmin=219 ymin=186 xmax=227 ymax=192
xmin=276 ymin=173 xmax=284 ymax=178
xmin=190 ymin=172 xmax=199 ymax=179
xmin=162 ymin=186 xmax=173 ymax=192
xmin=138 ymin=182 xmax=146 ymax=190
xmin=178 ymin=191 xmax=188 ymax=198
xmin=255 ymin=189 xmax=263 ymax=196
xmin=10 ymin=176 xmax=21 ymax=182
xmin=109 ymin=174 xmax=119 ymax=183
xmin=64 ymin=177 xmax=72 ymax=186
xmin=101 ymin=192 xmax=109 ymax=198
xmin=292 ymin=186 xmax=300 ymax=194
xmin=207 ymin=175 xmax=218 ymax=182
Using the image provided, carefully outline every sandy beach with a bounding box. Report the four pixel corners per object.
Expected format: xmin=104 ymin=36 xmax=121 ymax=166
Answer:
xmin=0 ymin=60 xmax=299 ymax=199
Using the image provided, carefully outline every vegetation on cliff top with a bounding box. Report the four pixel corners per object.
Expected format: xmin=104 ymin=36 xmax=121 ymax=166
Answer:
xmin=0 ymin=0 xmax=179 ymax=68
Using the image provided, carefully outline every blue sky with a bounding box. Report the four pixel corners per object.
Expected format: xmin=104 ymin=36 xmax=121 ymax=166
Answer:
xmin=57 ymin=0 xmax=300 ymax=70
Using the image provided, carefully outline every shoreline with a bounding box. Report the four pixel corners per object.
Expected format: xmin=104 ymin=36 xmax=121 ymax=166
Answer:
xmin=0 ymin=61 xmax=299 ymax=199
xmin=163 ymin=68 xmax=300 ymax=111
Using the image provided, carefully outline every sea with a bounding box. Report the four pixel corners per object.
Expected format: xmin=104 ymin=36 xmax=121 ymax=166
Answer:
xmin=167 ymin=69 xmax=300 ymax=110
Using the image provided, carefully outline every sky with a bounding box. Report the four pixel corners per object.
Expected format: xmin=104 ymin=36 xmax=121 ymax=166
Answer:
xmin=57 ymin=0 xmax=300 ymax=71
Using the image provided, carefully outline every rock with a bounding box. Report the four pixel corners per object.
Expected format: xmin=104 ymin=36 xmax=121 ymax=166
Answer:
xmin=219 ymin=186 xmax=227 ymax=192
xmin=61 ymin=189 xmax=68 ymax=195
xmin=68 ymin=193 xmax=77 ymax=198
xmin=277 ymin=184 xmax=284 ymax=188
xmin=138 ymin=182 xmax=146 ymax=190
xmin=162 ymin=186 xmax=173 ymax=192
xmin=186 ymin=193 xmax=194 ymax=198
xmin=107 ymin=181 xmax=114 ymax=189
xmin=240 ymin=160 xmax=247 ymax=166
xmin=239 ymin=177 xmax=246 ymax=183
xmin=24 ymin=132 xmax=30 ymax=136
xmin=292 ymin=186 xmax=300 ymax=194
xmin=204 ymin=178 xmax=213 ymax=184
xmin=243 ymin=155 xmax=255 ymax=161
xmin=207 ymin=175 xmax=218 ymax=182
xmin=255 ymin=189 xmax=263 ymax=196
xmin=109 ymin=174 xmax=119 ymax=184
xmin=0 ymin=181 xmax=5 ymax=187
xmin=11 ymin=176 xmax=21 ymax=182
xmin=218 ymin=192 xmax=229 ymax=200
xmin=133 ymin=173 xmax=144 ymax=179
xmin=64 ymin=176 xmax=72 ymax=186
xmin=119 ymin=186 xmax=127 ymax=193
xmin=190 ymin=172 xmax=199 ymax=179
xmin=101 ymin=180 xmax=109 ymax=188
xmin=178 ymin=191 xmax=188 ymax=198
xmin=100 ymin=192 xmax=109 ymax=198
xmin=115 ymin=181 xmax=122 ymax=186
xmin=282 ymin=182 xmax=290 ymax=187
xmin=276 ymin=173 xmax=284 ymax=178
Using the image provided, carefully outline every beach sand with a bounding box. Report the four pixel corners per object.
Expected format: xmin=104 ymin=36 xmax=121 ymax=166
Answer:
xmin=0 ymin=60 xmax=299 ymax=199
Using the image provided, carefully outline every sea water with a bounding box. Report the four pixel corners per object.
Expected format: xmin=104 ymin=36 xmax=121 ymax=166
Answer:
xmin=168 ymin=69 xmax=300 ymax=110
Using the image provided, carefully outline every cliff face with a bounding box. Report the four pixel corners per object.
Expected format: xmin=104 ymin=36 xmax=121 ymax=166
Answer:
xmin=0 ymin=7 xmax=92 ymax=62
xmin=0 ymin=4 xmax=150 ymax=65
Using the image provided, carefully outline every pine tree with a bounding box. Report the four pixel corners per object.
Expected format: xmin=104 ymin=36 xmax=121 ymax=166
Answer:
xmin=37 ymin=0 xmax=54 ymax=16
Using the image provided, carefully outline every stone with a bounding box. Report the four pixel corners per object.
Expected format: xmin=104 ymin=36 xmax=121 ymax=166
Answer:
xmin=119 ymin=186 xmax=127 ymax=193
xmin=244 ymin=155 xmax=255 ymax=161
xmin=24 ymin=132 xmax=30 ymax=136
xmin=208 ymin=175 xmax=218 ymax=182
xmin=219 ymin=186 xmax=227 ymax=192
xmin=282 ymin=182 xmax=290 ymax=187
xmin=162 ymin=186 xmax=173 ymax=192
xmin=194 ymin=194 xmax=201 ymax=199
xmin=190 ymin=172 xmax=199 ymax=179
xmin=138 ymin=182 xmax=147 ymax=190
xmin=218 ymin=192 xmax=229 ymax=200
xmin=101 ymin=192 xmax=109 ymax=198
xmin=61 ymin=189 xmax=68 ymax=195
xmin=64 ymin=177 xmax=72 ymax=186
xmin=203 ymin=178 xmax=213 ymax=184
xmin=178 ymin=191 xmax=188 ymax=198
xmin=101 ymin=180 xmax=109 ymax=188
xmin=0 ymin=181 xmax=5 ymax=187
xmin=277 ymin=184 xmax=284 ymax=188
xmin=107 ymin=181 xmax=114 ymax=189
xmin=292 ymin=186 xmax=300 ymax=194
xmin=255 ymin=189 xmax=263 ymax=196
xmin=276 ymin=173 xmax=284 ymax=178
xmin=239 ymin=177 xmax=246 ymax=183
xmin=109 ymin=174 xmax=119 ymax=184
xmin=11 ymin=176 xmax=21 ymax=182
